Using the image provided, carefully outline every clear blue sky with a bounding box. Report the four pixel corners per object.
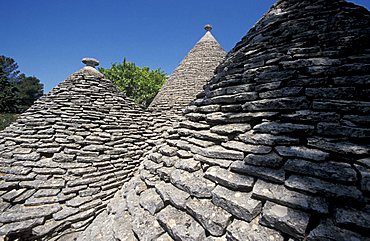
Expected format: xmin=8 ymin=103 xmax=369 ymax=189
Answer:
xmin=1 ymin=0 xmax=369 ymax=93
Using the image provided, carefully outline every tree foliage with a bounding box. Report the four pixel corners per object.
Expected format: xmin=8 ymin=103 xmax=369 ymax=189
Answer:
xmin=100 ymin=58 xmax=166 ymax=107
xmin=0 ymin=55 xmax=44 ymax=113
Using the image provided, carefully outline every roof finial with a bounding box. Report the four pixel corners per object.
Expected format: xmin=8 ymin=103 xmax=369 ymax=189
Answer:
xmin=82 ymin=58 xmax=99 ymax=68
xmin=204 ymin=24 xmax=212 ymax=32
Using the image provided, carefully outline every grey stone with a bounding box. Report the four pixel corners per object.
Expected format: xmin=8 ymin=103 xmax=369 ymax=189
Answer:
xmin=179 ymin=121 xmax=210 ymax=130
xmin=355 ymin=164 xmax=370 ymax=193
xmin=170 ymin=169 xmax=215 ymax=198
xmin=131 ymin=209 xmax=165 ymax=240
xmin=226 ymin=218 xmax=284 ymax=241
xmin=244 ymin=152 xmax=283 ymax=168
xmin=252 ymin=179 xmax=328 ymax=214
xmin=307 ymin=220 xmax=367 ymax=241
xmin=1 ymin=189 xmax=26 ymax=202
xmin=34 ymin=189 xmax=61 ymax=198
xmin=221 ymin=141 xmax=272 ymax=154
xmin=307 ymin=137 xmax=369 ymax=155
xmin=19 ymin=179 xmax=65 ymax=189
xmin=335 ymin=207 xmax=370 ymax=231
xmin=275 ymin=146 xmax=329 ymax=161
xmin=317 ymin=122 xmax=370 ymax=138
xmin=12 ymin=190 xmax=36 ymax=203
xmin=174 ymin=158 xmax=201 ymax=172
xmin=159 ymin=145 xmax=178 ymax=157
xmin=66 ymin=196 xmax=94 ymax=207
xmin=284 ymin=159 xmax=357 ymax=183
xmin=25 ymin=196 xmax=59 ymax=206
xmin=210 ymin=123 xmax=251 ymax=135
xmin=194 ymin=154 xmax=232 ymax=168
xmin=0 ymin=217 xmax=44 ymax=235
xmin=191 ymin=130 xmax=229 ymax=142
xmin=231 ymin=161 xmax=285 ymax=184
xmin=156 ymin=205 xmax=206 ymax=241
xmin=253 ymin=122 xmax=314 ymax=134
xmin=53 ymin=206 xmax=80 ymax=220
xmin=285 ymin=175 xmax=363 ymax=202
xmin=13 ymin=153 xmax=40 ymax=161
xmin=32 ymin=219 xmax=65 ymax=237
xmin=212 ymin=185 xmax=262 ymax=222
xmin=186 ymin=198 xmax=232 ymax=236
xmin=0 ymin=204 xmax=61 ymax=223
xmin=155 ymin=181 xmax=190 ymax=209
xmin=242 ymin=97 xmax=309 ymax=111
xmin=260 ymin=201 xmax=310 ymax=238
xmin=205 ymin=166 xmax=254 ymax=191
xmin=139 ymin=188 xmax=164 ymax=215
xmin=191 ymin=145 xmax=244 ymax=160
xmin=238 ymin=131 xmax=299 ymax=146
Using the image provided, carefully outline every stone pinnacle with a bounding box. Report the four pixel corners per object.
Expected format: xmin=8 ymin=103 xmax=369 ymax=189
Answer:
xmin=204 ymin=24 xmax=212 ymax=32
xmin=82 ymin=58 xmax=99 ymax=68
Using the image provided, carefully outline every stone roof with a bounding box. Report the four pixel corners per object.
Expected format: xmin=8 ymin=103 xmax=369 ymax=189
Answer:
xmin=149 ymin=25 xmax=226 ymax=114
xmin=78 ymin=0 xmax=370 ymax=240
xmin=0 ymin=60 xmax=156 ymax=240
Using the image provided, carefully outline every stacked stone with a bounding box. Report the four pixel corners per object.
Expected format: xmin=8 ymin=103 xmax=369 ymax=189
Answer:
xmin=0 ymin=59 xmax=154 ymax=240
xmin=149 ymin=25 xmax=226 ymax=114
xmin=78 ymin=0 xmax=370 ymax=240
xmin=147 ymin=26 xmax=226 ymax=147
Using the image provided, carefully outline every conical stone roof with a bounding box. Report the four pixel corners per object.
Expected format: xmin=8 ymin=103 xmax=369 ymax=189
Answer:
xmin=149 ymin=25 xmax=226 ymax=114
xmin=0 ymin=59 xmax=155 ymax=240
xmin=78 ymin=0 xmax=370 ymax=240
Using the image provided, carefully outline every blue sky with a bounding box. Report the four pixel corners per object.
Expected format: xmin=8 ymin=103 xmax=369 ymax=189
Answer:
xmin=1 ymin=0 xmax=369 ymax=93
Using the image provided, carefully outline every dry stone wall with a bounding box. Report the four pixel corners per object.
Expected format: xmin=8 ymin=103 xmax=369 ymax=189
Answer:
xmin=0 ymin=64 xmax=156 ymax=240
xmin=147 ymin=27 xmax=226 ymax=146
xmin=78 ymin=0 xmax=370 ymax=240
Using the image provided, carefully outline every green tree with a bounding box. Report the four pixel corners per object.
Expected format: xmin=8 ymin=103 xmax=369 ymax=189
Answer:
xmin=0 ymin=56 xmax=19 ymax=112
xmin=15 ymin=74 xmax=44 ymax=112
xmin=100 ymin=58 xmax=166 ymax=107
xmin=0 ymin=55 xmax=43 ymax=113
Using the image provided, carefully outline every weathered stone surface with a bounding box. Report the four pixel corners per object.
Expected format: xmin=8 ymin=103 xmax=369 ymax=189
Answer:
xmin=19 ymin=179 xmax=65 ymax=189
xmin=205 ymin=166 xmax=254 ymax=191
xmin=0 ymin=205 xmax=61 ymax=223
xmin=155 ymin=181 xmax=190 ymax=210
xmin=174 ymin=158 xmax=201 ymax=172
xmin=253 ymin=122 xmax=314 ymax=134
xmin=156 ymin=205 xmax=206 ymax=240
xmin=260 ymin=201 xmax=310 ymax=238
xmin=191 ymin=145 xmax=244 ymax=160
xmin=284 ymin=159 xmax=357 ymax=183
xmin=244 ymin=152 xmax=283 ymax=168
xmin=194 ymin=154 xmax=232 ymax=168
xmin=221 ymin=141 xmax=272 ymax=154
xmin=231 ymin=161 xmax=285 ymax=184
xmin=226 ymin=218 xmax=284 ymax=241
xmin=238 ymin=131 xmax=299 ymax=146
xmin=0 ymin=217 xmax=44 ymax=235
xmin=335 ymin=207 xmax=370 ymax=232
xmin=139 ymin=188 xmax=164 ymax=215
xmin=210 ymin=124 xmax=251 ymax=135
xmin=1 ymin=189 xmax=26 ymax=202
xmin=186 ymin=198 xmax=232 ymax=236
xmin=285 ymin=175 xmax=363 ymax=202
xmin=242 ymin=97 xmax=309 ymax=111
xmin=132 ymin=209 xmax=165 ymax=240
xmin=253 ymin=179 xmax=328 ymax=214
xmin=307 ymin=220 xmax=367 ymax=241
xmin=170 ymin=169 xmax=215 ymax=198
xmin=212 ymin=185 xmax=262 ymax=222
xmin=275 ymin=146 xmax=329 ymax=161
xmin=307 ymin=138 xmax=369 ymax=155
